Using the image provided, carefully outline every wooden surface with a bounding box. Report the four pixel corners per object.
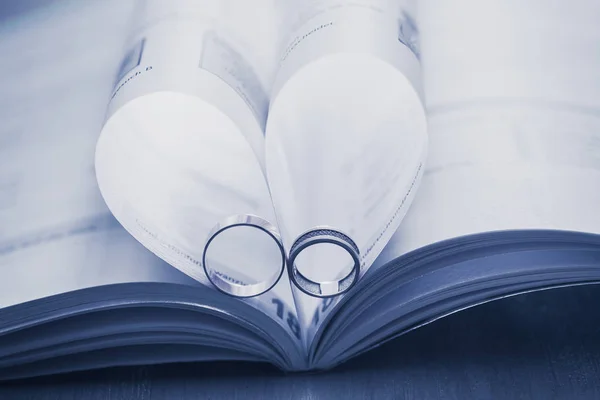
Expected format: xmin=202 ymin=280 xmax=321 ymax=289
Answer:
xmin=2 ymin=284 xmax=600 ymax=399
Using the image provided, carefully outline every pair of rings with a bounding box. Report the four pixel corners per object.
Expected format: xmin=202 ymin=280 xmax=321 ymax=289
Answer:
xmin=202 ymin=214 xmax=360 ymax=298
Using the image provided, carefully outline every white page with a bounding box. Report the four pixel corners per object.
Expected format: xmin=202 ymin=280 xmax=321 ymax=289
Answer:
xmin=265 ymin=0 xmax=425 ymax=347
xmin=375 ymin=0 xmax=600 ymax=267
xmin=0 ymin=0 xmax=195 ymax=308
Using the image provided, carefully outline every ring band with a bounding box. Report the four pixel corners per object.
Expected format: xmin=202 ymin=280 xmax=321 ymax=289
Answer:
xmin=202 ymin=214 xmax=285 ymax=298
xmin=287 ymin=227 xmax=361 ymax=298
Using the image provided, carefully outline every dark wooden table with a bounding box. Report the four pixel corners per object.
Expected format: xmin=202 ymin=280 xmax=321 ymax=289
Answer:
xmin=2 ymin=284 xmax=600 ymax=399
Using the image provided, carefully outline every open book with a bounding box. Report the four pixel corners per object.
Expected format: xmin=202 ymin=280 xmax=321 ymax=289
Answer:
xmin=0 ymin=0 xmax=599 ymax=379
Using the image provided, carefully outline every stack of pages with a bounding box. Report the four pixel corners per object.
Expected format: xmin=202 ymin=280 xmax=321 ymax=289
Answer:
xmin=0 ymin=0 xmax=598 ymax=379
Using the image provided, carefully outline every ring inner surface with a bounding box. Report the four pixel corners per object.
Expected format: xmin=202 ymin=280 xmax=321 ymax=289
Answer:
xmin=204 ymin=224 xmax=283 ymax=296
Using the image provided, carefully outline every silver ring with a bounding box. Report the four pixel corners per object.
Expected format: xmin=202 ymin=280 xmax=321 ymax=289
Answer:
xmin=202 ymin=214 xmax=285 ymax=298
xmin=287 ymin=226 xmax=360 ymax=298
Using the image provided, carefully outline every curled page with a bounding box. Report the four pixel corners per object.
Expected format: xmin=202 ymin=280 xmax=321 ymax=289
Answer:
xmin=266 ymin=0 xmax=427 ymax=300
xmin=95 ymin=0 xmax=297 ymax=319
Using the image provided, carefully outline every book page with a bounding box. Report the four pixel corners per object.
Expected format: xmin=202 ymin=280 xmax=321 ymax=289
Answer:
xmin=94 ymin=0 xmax=305 ymax=347
xmin=375 ymin=0 xmax=600 ymax=266
xmin=265 ymin=0 xmax=424 ymax=347
xmin=0 ymin=0 xmax=196 ymax=308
